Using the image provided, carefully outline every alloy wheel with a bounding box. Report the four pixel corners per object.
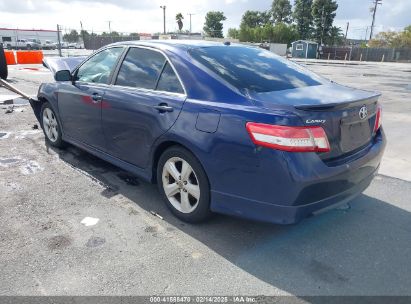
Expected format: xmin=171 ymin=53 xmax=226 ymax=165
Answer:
xmin=42 ymin=108 xmax=59 ymax=143
xmin=162 ymin=157 xmax=200 ymax=214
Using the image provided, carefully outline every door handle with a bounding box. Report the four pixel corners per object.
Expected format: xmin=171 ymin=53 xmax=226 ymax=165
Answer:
xmin=91 ymin=93 xmax=103 ymax=103
xmin=154 ymin=104 xmax=173 ymax=113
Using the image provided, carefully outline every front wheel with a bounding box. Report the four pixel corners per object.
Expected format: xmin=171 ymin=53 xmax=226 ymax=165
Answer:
xmin=40 ymin=103 xmax=65 ymax=148
xmin=157 ymin=146 xmax=212 ymax=223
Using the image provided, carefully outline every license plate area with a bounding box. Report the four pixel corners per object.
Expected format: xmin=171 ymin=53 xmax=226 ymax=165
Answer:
xmin=340 ymin=120 xmax=371 ymax=153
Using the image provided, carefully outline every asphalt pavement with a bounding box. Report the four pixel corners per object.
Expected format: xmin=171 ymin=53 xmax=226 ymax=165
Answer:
xmin=0 ymin=60 xmax=410 ymax=296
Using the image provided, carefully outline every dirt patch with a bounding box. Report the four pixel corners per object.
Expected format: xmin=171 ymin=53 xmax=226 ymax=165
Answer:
xmin=85 ymin=236 xmax=106 ymax=248
xmin=117 ymin=172 xmax=140 ymax=186
xmin=47 ymin=235 xmax=72 ymax=251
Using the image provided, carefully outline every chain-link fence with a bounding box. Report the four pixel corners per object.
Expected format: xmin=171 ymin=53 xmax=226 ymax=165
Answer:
xmin=57 ymin=26 xmax=203 ymax=51
xmin=321 ymin=47 xmax=411 ymax=62
xmin=58 ymin=26 xmax=144 ymax=50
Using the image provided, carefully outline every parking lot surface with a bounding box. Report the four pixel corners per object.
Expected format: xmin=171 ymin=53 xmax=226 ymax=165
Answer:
xmin=0 ymin=61 xmax=411 ymax=296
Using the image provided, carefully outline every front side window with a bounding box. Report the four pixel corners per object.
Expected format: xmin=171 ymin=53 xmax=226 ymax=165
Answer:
xmin=76 ymin=47 xmax=123 ymax=84
xmin=116 ymin=48 xmax=166 ymax=89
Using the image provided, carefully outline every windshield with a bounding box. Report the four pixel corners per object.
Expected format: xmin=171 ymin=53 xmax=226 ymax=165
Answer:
xmin=189 ymin=46 xmax=324 ymax=93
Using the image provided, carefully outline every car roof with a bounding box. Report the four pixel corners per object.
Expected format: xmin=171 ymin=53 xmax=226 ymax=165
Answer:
xmin=109 ymin=40 xmax=239 ymax=51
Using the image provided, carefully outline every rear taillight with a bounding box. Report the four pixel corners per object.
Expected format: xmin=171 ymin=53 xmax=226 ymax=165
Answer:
xmin=246 ymin=122 xmax=330 ymax=152
xmin=374 ymin=104 xmax=382 ymax=132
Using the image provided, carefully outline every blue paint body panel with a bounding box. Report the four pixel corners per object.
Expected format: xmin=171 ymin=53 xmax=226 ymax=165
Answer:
xmin=37 ymin=40 xmax=386 ymax=224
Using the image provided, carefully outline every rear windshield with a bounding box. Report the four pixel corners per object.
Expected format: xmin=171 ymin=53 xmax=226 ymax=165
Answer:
xmin=189 ymin=46 xmax=323 ymax=93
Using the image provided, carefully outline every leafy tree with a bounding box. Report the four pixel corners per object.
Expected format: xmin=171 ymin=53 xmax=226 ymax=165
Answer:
xmin=270 ymin=23 xmax=299 ymax=44
xmin=203 ymin=11 xmax=227 ymax=38
xmin=238 ymin=24 xmax=253 ymax=42
xmin=271 ymin=0 xmax=292 ymax=24
xmin=176 ymin=13 xmax=184 ymax=31
xmin=369 ymin=26 xmax=411 ymax=48
xmin=227 ymin=28 xmax=239 ymax=39
xmin=326 ymin=26 xmax=344 ymax=46
xmin=240 ymin=10 xmax=271 ymax=28
xmin=63 ymin=29 xmax=79 ymax=43
xmin=312 ymin=0 xmax=338 ymax=44
xmin=237 ymin=22 xmax=298 ymax=45
xmin=293 ymin=0 xmax=313 ymax=40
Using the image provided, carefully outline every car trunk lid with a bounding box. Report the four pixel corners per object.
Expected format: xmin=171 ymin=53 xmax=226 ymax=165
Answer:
xmin=249 ymin=83 xmax=381 ymax=161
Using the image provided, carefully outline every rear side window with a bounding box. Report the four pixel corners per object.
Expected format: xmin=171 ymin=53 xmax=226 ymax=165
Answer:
xmin=156 ymin=62 xmax=184 ymax=94
xmin=189 ymin=46 xmax=323 ymax=93
xmin=116 ymin=47 xmax=165 ymax=89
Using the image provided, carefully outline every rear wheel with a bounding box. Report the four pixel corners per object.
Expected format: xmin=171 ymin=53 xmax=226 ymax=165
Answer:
xmin=157 ymin=146 xmax=212 ymax=223
xmin=40 ymin=103 xmax=64 ymax=148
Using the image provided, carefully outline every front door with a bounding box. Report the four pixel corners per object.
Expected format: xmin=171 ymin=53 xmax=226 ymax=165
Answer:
xmin=102 ymin=47 xmax=186 ymax=168
xmin=58 ymin=47 xmax=124 ymax=150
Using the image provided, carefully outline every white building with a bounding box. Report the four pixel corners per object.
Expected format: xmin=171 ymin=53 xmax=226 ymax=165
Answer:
xmin=0 ymin=28 xmax=59 ymax=44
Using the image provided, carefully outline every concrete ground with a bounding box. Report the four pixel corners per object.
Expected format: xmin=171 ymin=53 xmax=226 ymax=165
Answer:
xmin=0 ymin=61 xmax=411 ymax=296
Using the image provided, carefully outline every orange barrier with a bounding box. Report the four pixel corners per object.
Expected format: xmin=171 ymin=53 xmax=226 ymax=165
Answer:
xmin=4 ymin=51 xmax=16 ymax=65
xmin=16 ymin=50 xmax=43 ymax=64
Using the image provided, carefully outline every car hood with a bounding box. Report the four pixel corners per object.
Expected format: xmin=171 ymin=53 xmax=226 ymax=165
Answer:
xmin=249 ymin=83 xmax=380 ymax=110
xmin=43 ymin=56 xmax=87 ymax=76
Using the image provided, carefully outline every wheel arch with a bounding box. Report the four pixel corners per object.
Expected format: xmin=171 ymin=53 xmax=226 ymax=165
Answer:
xmin=151 ymin=139 xmax=210 ymax=185
xmin=31 ymin=96 xmax=48 ymax=123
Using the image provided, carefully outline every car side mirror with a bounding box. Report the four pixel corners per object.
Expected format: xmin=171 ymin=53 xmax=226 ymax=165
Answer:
xmin=55 ymin=70 xmax=72 ymax=82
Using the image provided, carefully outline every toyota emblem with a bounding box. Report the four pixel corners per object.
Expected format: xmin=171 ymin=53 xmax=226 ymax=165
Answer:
xmin=359 ymin=106 xmax=368 ymax=120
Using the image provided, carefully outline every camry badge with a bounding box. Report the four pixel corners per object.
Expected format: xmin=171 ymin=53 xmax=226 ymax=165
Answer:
xmin=359 ymin=106 xmax=368 ymax=120
xmin=306 ymin=119 xmax=326 ymax=124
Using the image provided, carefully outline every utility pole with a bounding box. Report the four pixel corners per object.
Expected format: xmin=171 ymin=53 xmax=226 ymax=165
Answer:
xmin=107 ymin=20 xmax=113 ymax=43
xmin=56 ymin=24 xmax=62 ymax=57
xmin=80 ymin=21 xmax=86 ymax=49
xmin=365 ymin=26 xmax=369 ymax=42
xmin=107 ymin=21 xmax=112 ymax=34
xmin=320 ymin=6 xmax=325 ymax=46
xmin=160 ymin=6 xmax=166 ymax=35
xmin=369 ymin=0 xmax=382 ymax=40
xmin=188 ymin=13 xmax=195 ymax=36
xmin=345 ymin=22 xmax=349 ymax=42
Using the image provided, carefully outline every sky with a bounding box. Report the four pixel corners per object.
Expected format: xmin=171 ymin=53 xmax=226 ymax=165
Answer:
xmin=0 ymin=0 xmax=410 ymax=39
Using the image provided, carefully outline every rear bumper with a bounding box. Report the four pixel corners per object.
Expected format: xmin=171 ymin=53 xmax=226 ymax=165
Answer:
xmin=210 ymin=129 xmax=386 ymax=224
xmin=211 ymin=165 xmax=377 ymax=224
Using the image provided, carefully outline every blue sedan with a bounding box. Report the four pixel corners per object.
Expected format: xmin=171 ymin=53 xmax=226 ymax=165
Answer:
xmin=36 ymin=40 xmax=385 ymax=224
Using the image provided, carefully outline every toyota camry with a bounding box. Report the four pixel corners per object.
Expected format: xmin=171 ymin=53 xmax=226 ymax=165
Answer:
xmin=35 ymin=40 xmax=386 ymax=224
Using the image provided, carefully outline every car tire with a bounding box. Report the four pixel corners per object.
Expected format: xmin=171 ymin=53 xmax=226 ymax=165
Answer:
xmin=157 ymin=146 xmax=212 ymax=223
xmin=40 ymin=102 xmax=65 ymax=148
xmin=0 ymin=45 xmax=7 ymax=80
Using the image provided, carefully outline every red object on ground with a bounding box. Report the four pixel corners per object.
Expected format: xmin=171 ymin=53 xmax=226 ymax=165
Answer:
xmin=16 ymin=51 xmax=44 ymax=64
xmin=4 ymin=51 xmax=16 ymax=65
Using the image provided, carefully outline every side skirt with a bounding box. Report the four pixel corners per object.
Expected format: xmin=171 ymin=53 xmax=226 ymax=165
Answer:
xmin=62 ymin=135 xmax=153 ymax=183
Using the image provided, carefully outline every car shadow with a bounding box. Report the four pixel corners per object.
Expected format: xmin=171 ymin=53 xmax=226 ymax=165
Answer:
xmin=49 ymin=143 xmax=411 ymax=296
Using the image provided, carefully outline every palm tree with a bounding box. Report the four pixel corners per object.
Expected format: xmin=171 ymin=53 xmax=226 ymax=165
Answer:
xmin=176 ymin=13 xmax=184 ymax=31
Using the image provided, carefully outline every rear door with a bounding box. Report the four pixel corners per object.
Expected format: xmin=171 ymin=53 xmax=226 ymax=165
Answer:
xmin=102 ymin=46 xmax=186 ymax=168
xmin=57 ymin=47 xmax=124 ymax=150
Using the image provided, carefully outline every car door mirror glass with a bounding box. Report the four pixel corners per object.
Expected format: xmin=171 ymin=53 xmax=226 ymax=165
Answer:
xmin=55 ymin=70 xmax=72 ymax=82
